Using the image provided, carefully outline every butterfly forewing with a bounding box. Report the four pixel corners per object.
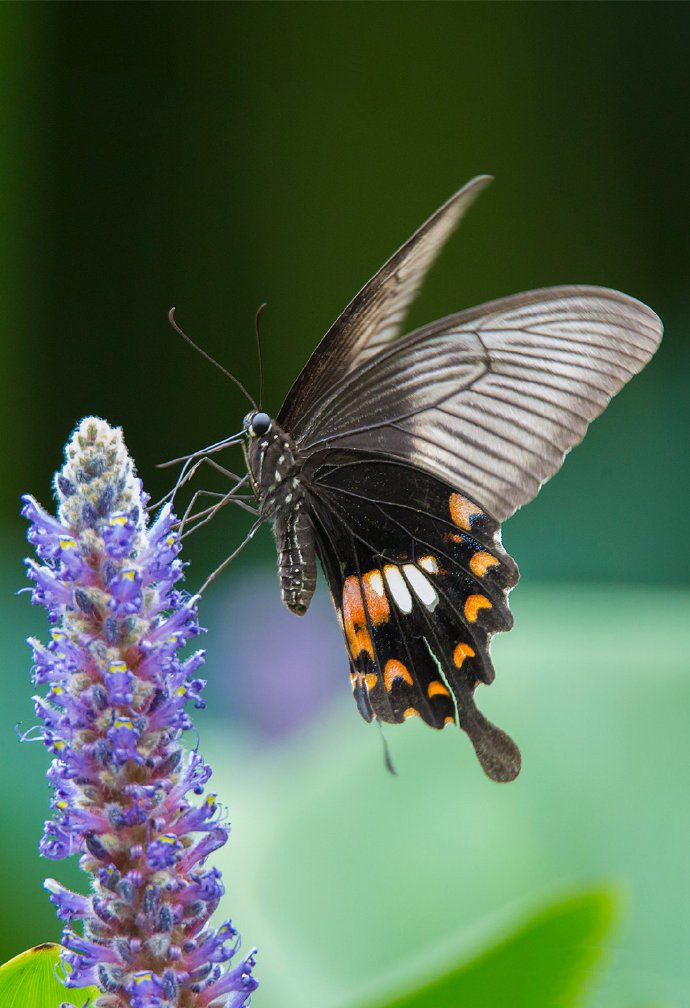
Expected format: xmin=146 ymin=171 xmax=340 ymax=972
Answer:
xmin=292 ymin=286 xmax=662 ymax=523
xmin=305 ymin=451 xmax=522 ymax=781
xmin=278 ymin=175 xmax=492 ymax=432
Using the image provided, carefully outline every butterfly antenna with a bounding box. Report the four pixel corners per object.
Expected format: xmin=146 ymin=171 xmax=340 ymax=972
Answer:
xmin=254 ymin=302 xmax=267 ymax=409
xmin=168 ymin=307 xmax=257 ymax=410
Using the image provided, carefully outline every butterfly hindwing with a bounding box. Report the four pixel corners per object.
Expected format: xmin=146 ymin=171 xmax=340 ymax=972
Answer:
xmin=305 ymin=450 xmax=522 ymax=781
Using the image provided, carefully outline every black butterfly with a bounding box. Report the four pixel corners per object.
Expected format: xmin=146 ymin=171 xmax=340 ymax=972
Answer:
xmin=236 ymin=175 xmax=662 ymax=781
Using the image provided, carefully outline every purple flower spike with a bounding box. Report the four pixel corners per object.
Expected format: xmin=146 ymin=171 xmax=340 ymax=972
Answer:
xmin=23 ymin=417 xmax=257 ymax=1008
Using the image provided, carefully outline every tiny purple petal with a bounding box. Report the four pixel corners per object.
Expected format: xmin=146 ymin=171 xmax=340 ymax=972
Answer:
xmin=44 ymin=878 xmax=91 ymax=919
xmin=21 ymin=495 xmax=70 ymax=560
xmin=108 ymin=568 xmax=143 ymax=615
xmin=103 ymin=660 xmax=136 ymax=706
xmin=107 ymin=716 xmax=144 ymax=766
xmin=146 ymin=833 xmax=183 ymax=870
xmin=103 ymin=512 xmax=138 ymax=559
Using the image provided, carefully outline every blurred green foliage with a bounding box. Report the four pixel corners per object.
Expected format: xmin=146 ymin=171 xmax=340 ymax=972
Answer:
xmin=0 ymin=944 xmax=99 ymax=1008
xmin=1 ymin=4 xmax=688 ymax=1008
xmin=361 ymin=889 xmax=617 ymax=1008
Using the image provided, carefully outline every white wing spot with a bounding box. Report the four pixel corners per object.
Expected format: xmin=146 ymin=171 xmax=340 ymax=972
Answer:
xmin=384 ymin=565 xmax=413 ymax=614
xmin=403 ymin=564 xmax=439 ymax=611
xmin=419 ymin=555 xmax=439 ymax=574
xmin=368 ymin=570 xmax=385 ymax=597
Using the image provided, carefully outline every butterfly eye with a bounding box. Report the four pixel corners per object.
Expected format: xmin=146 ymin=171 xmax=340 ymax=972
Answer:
xmin=250 ymin=412 xmax=271 ymax=437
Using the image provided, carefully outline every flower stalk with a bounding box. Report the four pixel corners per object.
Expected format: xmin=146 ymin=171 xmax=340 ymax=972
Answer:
xmin=22 ymin=417 xmax=257 ymax=1008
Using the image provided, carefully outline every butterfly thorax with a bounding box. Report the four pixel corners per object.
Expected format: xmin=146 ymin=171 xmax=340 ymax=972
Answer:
xmin=244 ymin=417 xmax=317 ymax=616
xmin=245 ymin=421 xmax=303 ymax=517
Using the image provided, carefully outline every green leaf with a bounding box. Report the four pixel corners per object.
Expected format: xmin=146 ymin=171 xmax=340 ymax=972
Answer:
xmin=0 ymin=943 xmax=100 ymax=1008
xmin=360 ymin=888 xmax=617 ymax=1008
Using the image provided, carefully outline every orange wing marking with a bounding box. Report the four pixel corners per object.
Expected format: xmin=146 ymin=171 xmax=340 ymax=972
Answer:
xmin=469 ymin=551 xmax=500 ymax=577
xmin=342 ymin=577 xmax=373 ymax=659
xmin=362 ymin=569 xmax=391 ymax=623
xmin=453 ymin=642 xmax=476 ymax=668
xmin=403 ymin=707 xmax=420 ymax=720
xmin=449 ymin=492 xmax=483 ymax=531
xmin=383 ymin=658 xmax=413 ymax=691
xmin=464 ymin=595 xmax=493 ymax=622
xmin=342 ymin=570 xmax=390 ymax=660
xmin=427 ymin=680 xmax=450 ymax=699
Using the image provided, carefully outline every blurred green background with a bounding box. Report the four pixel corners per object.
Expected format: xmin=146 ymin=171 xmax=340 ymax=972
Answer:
xmin=1 ymin=3 xmax=688 ymax=1007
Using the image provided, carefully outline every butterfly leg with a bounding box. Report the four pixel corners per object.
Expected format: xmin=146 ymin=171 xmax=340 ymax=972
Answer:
xmin=197 ymin=517 xmax=263 ymax=595
xmin=174 ymin=454 xmax=245 ymax=509
xmin=179 ymin=490 xmax=259 ymax=540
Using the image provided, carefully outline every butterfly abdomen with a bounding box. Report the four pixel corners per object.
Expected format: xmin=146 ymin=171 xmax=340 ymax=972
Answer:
xmin=274 ymin=506 xmax=317 ymax=615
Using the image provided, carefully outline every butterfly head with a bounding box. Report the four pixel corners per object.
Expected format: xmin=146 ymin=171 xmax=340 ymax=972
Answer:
xmin=243 ymin=411 xmax=272 ymax=438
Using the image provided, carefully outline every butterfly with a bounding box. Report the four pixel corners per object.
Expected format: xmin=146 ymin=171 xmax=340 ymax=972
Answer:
xmin=233 ymin=175 xmax=662 ymax=781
